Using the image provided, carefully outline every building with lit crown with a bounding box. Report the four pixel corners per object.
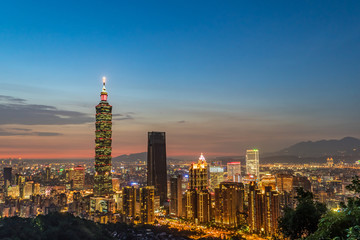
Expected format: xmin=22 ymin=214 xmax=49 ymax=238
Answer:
xmin=185 ymin=153 xmax=211 ymax=224
xmin=94 ymin=77 xmax=113 ymax=196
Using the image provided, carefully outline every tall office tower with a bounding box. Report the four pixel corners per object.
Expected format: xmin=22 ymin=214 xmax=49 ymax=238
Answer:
xmin=73 ymin=165 xmax=85 ymax=190
xmin=246 ymin=149 xmax=260 ymax=177
xmin=185 ymin=153 xmax=211 ymax=224
xmin=94 ymin=77 xmax=113 ymax=196
xmin=122 ymin=186 xmax=137 ymax=220
xmin=140 ymin=186 xmax=155 ymax=224
xmin=147 ymin=131 xmax=167 ymax=205
xmin=227 ymin=162 xmax=241 ymax=182
xmin=3 ymin=167 xmax=12 ymax=186
xmin=263 ymin=186 xmax=280 ymax=235
xmin=170 ymin=175 xmax=183 ymax=216
xmin=209 ymin=166 xmax=225 ymax=192
xmin=214 ymin=182 xmax=245 ymax=227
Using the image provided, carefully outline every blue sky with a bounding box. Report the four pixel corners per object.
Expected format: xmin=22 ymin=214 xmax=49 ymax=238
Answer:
xmin=0 ymin=1 xmax=359 ymax=158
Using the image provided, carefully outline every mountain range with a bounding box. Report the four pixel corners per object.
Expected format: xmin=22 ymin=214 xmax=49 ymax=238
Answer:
xmin=112 ymin=137 xmax=360 ymax=163
xmin=276 ymin=136 xmax=360 ymax=157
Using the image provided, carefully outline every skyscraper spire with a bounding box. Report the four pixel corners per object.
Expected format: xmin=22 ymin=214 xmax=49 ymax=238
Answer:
xmin=101 ymin=76 xmax=108 ymax=101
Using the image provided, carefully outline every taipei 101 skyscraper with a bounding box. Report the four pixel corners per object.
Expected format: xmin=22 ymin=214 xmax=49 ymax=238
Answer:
xmin=94 ymin=77 xmax=113 ymax=196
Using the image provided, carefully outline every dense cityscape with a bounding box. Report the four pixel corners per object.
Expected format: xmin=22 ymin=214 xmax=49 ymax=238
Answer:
xmin=0 ymin=80 xmax=360 ymax=239
xmin=1 ymin=1 xmax=360 ymax=240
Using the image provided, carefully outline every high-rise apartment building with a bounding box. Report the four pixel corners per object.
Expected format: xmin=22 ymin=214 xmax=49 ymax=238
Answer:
xmin=170 ymin=175 xmax=183 ymax=216
xmin=227 ymin=162 xmax=241 ymax=182
xmin=185 ymin=153 xmax=211 ymax=224
xmin=94 ymin=77 xmax=113 ymax=196
xmin=73 ymin=165 xmax=85 ymax=190
xmin=263 ymin=186 xmax=280 ymax=235
xmin=147 ymin=131 xmax=167 ymax=205
xmin=214 ymin=182 xmax=245 ymax=227
xmin=122 ymin=186 xmax=137 ymax=220
xmin=248 ymin=182 xmax=263 ymax=233
xmin=248 ymin=183 xmax=280 ymax=235
xmin=140 ymin=186 xmax=155 ymax=224
xmin=246 ymin=149 xmax=259 ymax=178
xmin=3 ymin=167 xmax=12 ymax=186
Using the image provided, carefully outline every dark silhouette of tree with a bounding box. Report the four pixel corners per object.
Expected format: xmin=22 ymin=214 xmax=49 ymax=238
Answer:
xmin=307 ymin=176 xmax=360 ymax=240
xmin=278 ymin=188 xmax=327 ymax=240
xmin=0 ymin=213 xmax=113 ymax=240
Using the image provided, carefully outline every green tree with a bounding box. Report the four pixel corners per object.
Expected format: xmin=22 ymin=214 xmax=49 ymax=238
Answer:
xmin=307 ymin=176 xmax=360 ymax=240
xmin=278 ymin=188 xmax=327 ymax=240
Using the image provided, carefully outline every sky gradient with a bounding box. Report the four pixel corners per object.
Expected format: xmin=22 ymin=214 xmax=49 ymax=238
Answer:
xmin=0 ymin=1 xmax=359 ymax=159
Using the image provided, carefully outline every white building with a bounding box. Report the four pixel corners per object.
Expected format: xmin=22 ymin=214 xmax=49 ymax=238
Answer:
xmin=246 ymin=149 xmax=259 ymax=178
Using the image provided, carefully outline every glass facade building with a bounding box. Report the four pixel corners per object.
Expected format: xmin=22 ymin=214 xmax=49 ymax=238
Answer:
xmin=147 ymin=131 xmax=167 ymax=205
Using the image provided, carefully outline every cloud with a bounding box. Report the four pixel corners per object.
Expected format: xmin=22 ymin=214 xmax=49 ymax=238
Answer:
xmin=33 ymin=132 xmax=63 ymax=136
xmin=0 ymin=95 xmax=26 ymax=103
xmin=177 ymin=120 xmax=186 ymax=124
xmin=0 ymin=128 xmax=62 ymax=136
xmin=0 ymin=95 xmax=93 ymax=125
xmin=113 ymin=112 xmax=135 ymax=121
xmin=9 ymin=128 xmax=32 ymax=131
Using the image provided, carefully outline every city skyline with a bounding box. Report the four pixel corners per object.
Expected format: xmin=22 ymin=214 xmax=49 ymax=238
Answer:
xmin=1 ymin=1 xmax=360 ymax=159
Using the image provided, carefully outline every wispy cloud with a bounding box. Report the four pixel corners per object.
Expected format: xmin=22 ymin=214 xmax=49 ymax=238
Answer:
xmin=113 ymin=112 xmax=135 ymax=121
xmin=0 ymin=128 xmax=62 ymax=136
xmin=0 ymin=95 xmax=93 ymax=125
xmin=0 ymin=95 xmax=26 ymax=103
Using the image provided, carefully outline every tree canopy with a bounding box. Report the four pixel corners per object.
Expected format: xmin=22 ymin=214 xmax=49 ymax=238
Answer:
xmin=307 ymin=176 xmax=360 ymax=240
xmin=0 ymin=213 xmax=113 ymax=240
xmin=278 ymin=188 xmax=327 ymax=240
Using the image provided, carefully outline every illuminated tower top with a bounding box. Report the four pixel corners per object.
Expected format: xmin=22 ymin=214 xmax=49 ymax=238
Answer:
xmin=188 ymin=153 xmax=208 ymax=190
xmin=101 ymin=76 xmax=108 ymax=101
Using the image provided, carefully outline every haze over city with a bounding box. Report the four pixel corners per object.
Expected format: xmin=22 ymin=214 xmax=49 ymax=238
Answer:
xmin=1 ymin=1 xmax=359 ymax=159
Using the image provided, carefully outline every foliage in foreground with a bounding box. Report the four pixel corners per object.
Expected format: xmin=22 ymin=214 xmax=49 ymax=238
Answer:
xmin=278 ymin=188 xmax=327 ymax=240
xmin=307 ymin=176 xmax=360 ymax=240
xmin=0 ymin=212 xmax=113 ymax=240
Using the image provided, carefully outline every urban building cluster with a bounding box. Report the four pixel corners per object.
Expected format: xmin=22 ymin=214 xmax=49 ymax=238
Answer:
xmin=0 ymin=79 xmax=359 ymax=238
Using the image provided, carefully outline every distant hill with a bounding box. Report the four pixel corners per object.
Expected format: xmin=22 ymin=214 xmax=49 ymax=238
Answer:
xmin=276 ymin=137 xmax=360 ymax=157
xmin=113 ymin=152 xmax=147 ymax=163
